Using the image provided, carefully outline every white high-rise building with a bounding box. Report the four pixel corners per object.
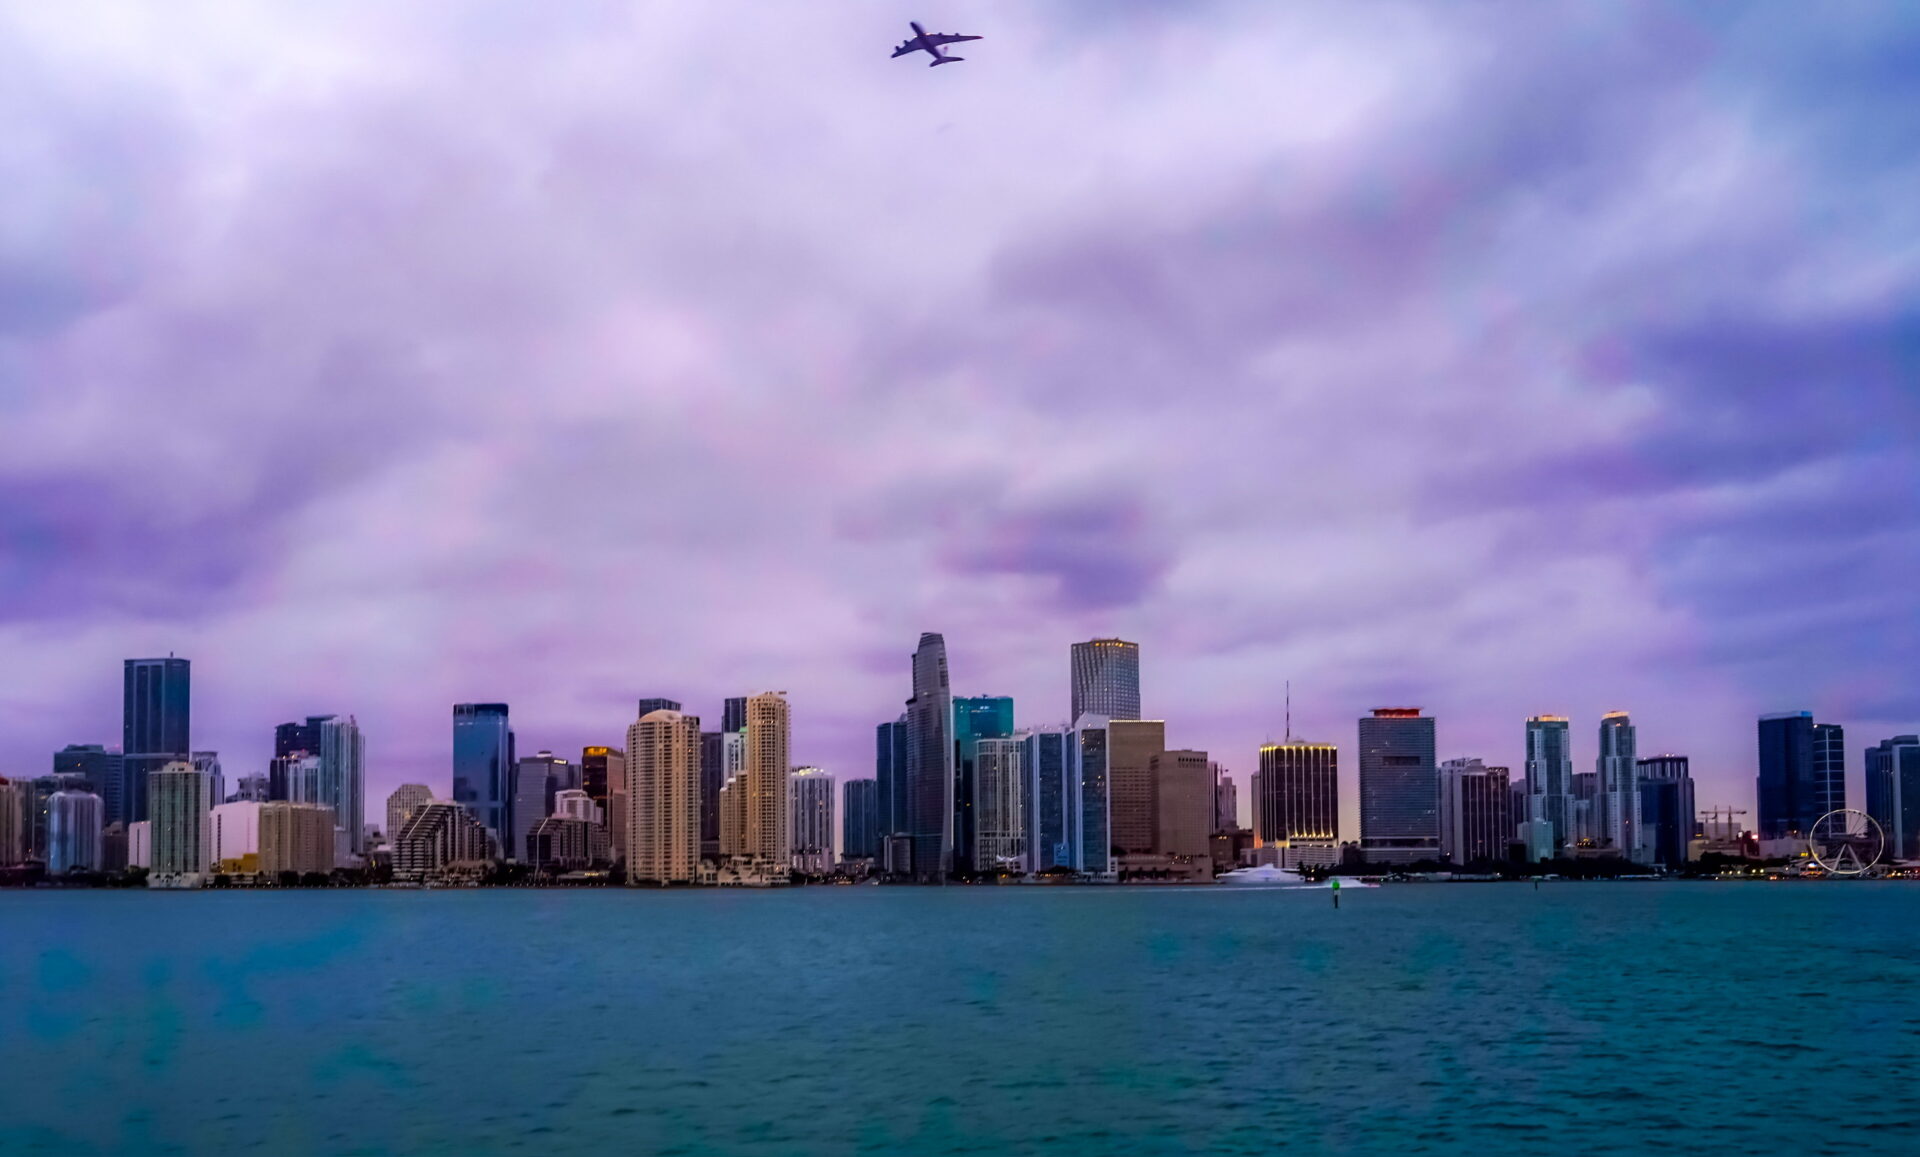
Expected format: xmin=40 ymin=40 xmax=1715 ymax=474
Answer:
xmin=148 ymin=762 xmax=210 ymax=887
xmin=973 ymin=738 xmax=1025 ymax=871
xmin=1597 ymin=712 xmax=1643 ymax=861
xmin=626 ymin=709 xmax=701 ymax=884
xmin=789 ymin=767 xmax=836 ymax=875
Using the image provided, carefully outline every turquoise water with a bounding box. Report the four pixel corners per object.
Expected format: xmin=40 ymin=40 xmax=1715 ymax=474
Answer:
xmin=2 ymin=884 xmax=1916 ymax=1155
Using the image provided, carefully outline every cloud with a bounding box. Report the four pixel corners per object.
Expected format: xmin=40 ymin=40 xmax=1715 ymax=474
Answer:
xmin=0 ymin=1 xmax=1916 ymax=834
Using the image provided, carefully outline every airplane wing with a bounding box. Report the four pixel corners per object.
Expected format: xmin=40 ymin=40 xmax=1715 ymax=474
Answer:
xmin=890 ymin=40 xmax=922 ymax=57
xmin=923 ymin=33 xmax=981 ymax=46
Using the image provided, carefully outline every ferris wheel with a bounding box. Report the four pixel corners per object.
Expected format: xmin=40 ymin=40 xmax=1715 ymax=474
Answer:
xmin=1807 ymin=809 xmax=1885 ymax=877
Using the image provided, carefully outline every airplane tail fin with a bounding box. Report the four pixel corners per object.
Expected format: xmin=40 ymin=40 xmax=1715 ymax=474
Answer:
xmin=931 ymin=55 xmax=964 ymax=66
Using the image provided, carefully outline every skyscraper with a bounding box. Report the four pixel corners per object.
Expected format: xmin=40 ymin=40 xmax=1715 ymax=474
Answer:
xmin=582 ymin=746 xmax=628 ymax=863
xmin=952 ymin=695 xmax=1015 ymax=874
xmin=973 ymin=738 xmax=1025 ymax=871
xmin=46 ymin=790 xmax=104 ymax=874
xmin=317 ymin=717 xmax=366 ymax=854
xmin=148 ymin=761 xmax=210 ymax=886
xmin=699 ymin=731 xmax=723 ymax=857
xmin=1150 ymin=749 xmax=1213 ymax=871
xmin=1255 ymin=741 xmax=1339 ymax=850
xmin=1438 ymin=758 xmax=1513 ymax=865
xmin=452 ymin=703 xmax=513 ymax=857
xmin=1108 ymin=719 xmax=1167 ymax=854
xmin=1866 ymin=736 xmax=1920 ymax=862
xmin=1071 ymin=638 xmax=1141 ymax=724
xmin=1597 ymin=712 xmax=1641 ymax=859
xmin=1073 ymin=715 xmax=1113 ymax=877
xmin=1525 ymin=716 xmax=1574 ymax=854
xmin=875 ymin=715 xmax=909 ymax=843
xmin=636 ymin=697 xmax=682 ymax=718
xmin=123 ymin=656 xmax=190 ymax=825
xmin=627 ymin=708 xmax=702 ymax=884
xmin=1022 ymin=727 xmax=1073 ymax=873
xmin=509 ymin=753 xmax=567 ymax=863
xmin=742 ymin=693 xmax=791 ymax=868
xmin=1213 ymin=767 xmax=1238 ymax=832
xmin=393 ymin=802 xmax=490 ymax=883
xmin=789 ymin=767 xmax=836 ymax=875
xmin=386 ymin=784 xmax=435 ymax=847
xmin=904 ymin=634 xmax=954 ymax=881
xmin=1358 ymin=708 xmax=1439 ymax=864
xmin=1757 ymin=713 xmax=1843 ymax=839
xmin=842 ymin=778 xmax=879 ymax=862
xmin=1636 ymin=754 xmax=1697 ymax=866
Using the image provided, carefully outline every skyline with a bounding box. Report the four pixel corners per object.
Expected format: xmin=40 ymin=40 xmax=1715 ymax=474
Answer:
xmin=2 ymin=3 xmax=1917 ymax=830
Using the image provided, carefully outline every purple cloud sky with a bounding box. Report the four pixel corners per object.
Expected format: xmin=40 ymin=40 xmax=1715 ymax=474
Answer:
xmin=2 ymin=2 xmax=1916 ymax=836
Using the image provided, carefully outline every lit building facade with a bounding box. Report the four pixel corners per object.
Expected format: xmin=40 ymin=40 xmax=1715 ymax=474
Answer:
xmin=742 ymin=693 xmax=791 ymax=868
xmin=973 ymin=738 xmax=1025 ymax=871
xmin=47 ymin=790 xmax=104 ymax=873
xmin=952 ymin=695 xmax=1015 ymax=875
xmin=1254 ymin=741 xmax=1339 ymax=854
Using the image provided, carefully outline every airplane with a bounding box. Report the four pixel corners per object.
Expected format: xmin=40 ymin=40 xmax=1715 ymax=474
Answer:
xmin=891 ymin=21 xmax=981 ymax=67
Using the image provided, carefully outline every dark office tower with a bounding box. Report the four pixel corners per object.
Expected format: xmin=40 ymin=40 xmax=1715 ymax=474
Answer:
xmin=1072 ymin=715 xmax=1113 ymax=876
xmin=875 ymin=716 xmax=909 ymax=843
xmin=122 ymin=657 xmax=190 ymax=825
xmin=1071 ymin=638 xmax=1141 ymax=723
xmin=1022 ymin=727 xmax=1072 ymax=872
xmin=904 ymin=633 xmax=955 ymax=881
xmin=1525 ymin=716 xmax=1574 ymax=853
xmin=1866 ymin=737 xmax=1920 ymax=861
xmin=52 ymin=746 xmax=123 ymax=828
xmin=1358 ymin=708 xmax=1439 ymax=865
xmin=274 ymin=718 xmax=321 ymax=759
xmin=699 ymin=731 xmax=724 ymax=857
xmin=453 ymin=703 xmax=513 ymax=857
xmin=1636 ymin=754 xmax=1697 ymax=867
xmin=1438 ymin=759 xmax=1512 ymax=865
xmin=636 ymin=697 xmax=682 ymax=719
xmin=952 ymin=696 xmax=1015 ymax=875
xmin=723 ymin=697 xmax=747 ymax=734
xmin=1757 ymin=713 xmax=1842 ymax=839
xmin=843 ymin=778 xmax=880 ymax=861
xmin=1256 ymin=742 xmax=1339 ymax=847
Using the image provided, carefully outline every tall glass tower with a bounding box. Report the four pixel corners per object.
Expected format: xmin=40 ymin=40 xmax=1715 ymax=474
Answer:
xmin=1525 ymin=715 xmax=1574 ymax=853
xmin=905 ymin=633 xmax=954 ymax=882
xmin=453 ymin=703 xmax=513 ymax=857
xmin=1597 ymin=712 xmax=1640 ymax=859
xmin=123 ymin=657 xmax=190 ymax=825
xmin=1757 ymin=713 xmax=1843 ymax=838
xmin=1070 ymin=639 xmax=1140 ymax=722
xmin=952 ymin=695 xmax=1014 ymax=875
